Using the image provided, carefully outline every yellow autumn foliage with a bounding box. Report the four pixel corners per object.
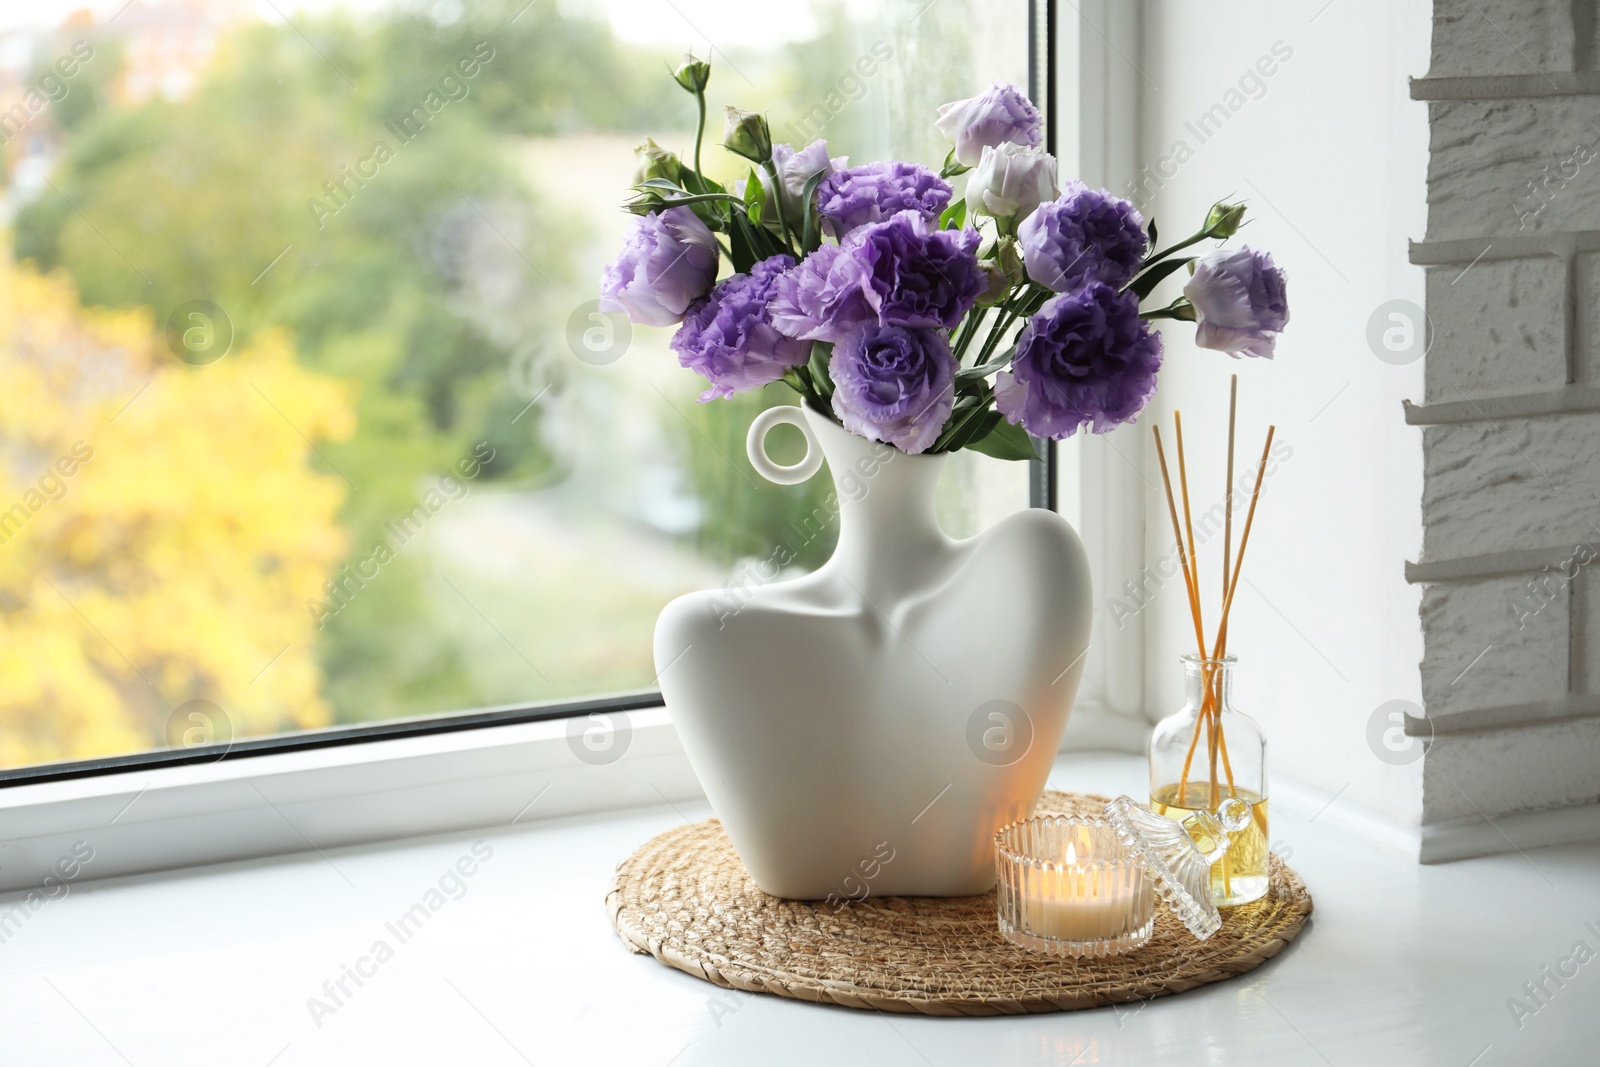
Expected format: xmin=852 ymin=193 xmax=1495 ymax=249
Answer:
xmin=0 ymin=258 xmax=354 ymax=767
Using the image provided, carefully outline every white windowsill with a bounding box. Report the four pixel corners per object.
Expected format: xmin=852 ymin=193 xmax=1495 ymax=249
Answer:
xmin=5 ymin=751 xmax=1596 ymax=1065
xmin=0 ymin=700 xmax=1151 ymax=895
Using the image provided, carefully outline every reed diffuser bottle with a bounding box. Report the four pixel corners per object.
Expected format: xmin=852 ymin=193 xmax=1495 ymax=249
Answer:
xmin=1149 ymin=655 xmax=1268 ymax=907
xmin=1146 ymin=377 xmax=1278 ymax=908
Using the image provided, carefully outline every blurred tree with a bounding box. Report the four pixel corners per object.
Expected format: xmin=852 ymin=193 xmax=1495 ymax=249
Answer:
xmin=0 ymin=259 xmax=351 ymax=766
xmin=678 ymin=388 xmax=837 ymax=573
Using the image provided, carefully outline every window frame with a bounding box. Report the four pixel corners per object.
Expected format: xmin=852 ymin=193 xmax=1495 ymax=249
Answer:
xmin=3 ymin=0 xmax=1152 ymax=812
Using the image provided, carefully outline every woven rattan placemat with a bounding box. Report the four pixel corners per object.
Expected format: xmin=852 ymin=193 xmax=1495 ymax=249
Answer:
xmin=607 ymin=790 xmax=1313 ymax=1015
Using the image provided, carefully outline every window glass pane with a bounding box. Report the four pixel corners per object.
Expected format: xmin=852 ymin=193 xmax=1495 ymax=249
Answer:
xmin=0 ymin=0 xmax=1032 ymax=769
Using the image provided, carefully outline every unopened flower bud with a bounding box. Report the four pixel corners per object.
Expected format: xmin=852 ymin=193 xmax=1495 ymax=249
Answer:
xmin=673 ymin=55 xmax=711 ymax=94
xmin=1204 ymin=201 xmax=1247 ymax=239
xmin=723 ymin=107 xmax=773 ymax=164
xmin=633 ymin=138 xmax=682 ymax=186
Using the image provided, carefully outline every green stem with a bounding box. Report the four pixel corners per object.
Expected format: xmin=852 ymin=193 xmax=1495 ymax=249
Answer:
xmin=693 ymin=92 xmax=706 ymax=180
xmin=1143 ymin=303 xmax=1197 ymax=322
xmin=762 ymin=160 xmax=796 ymax=256
xmin=973 ymin=288 xmax=1049 ymax=368
xmin=1142 ymin=229 xmax=1210 ymax=270
xmin=655 ymin=192 xmax=745 ymax=208
xmin=974 ymin=304 xmax=1022 ymax=367
xmin=952 ymin=306 xmax=991 ymax=362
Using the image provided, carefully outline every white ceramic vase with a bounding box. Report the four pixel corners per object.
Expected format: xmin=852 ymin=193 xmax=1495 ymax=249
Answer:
xmin=653 ymin=406 xmax=1092 ymax=899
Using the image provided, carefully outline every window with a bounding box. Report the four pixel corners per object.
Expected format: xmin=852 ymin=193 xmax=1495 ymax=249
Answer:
xmin=1 ymin=0 xmax=1084 ymax=782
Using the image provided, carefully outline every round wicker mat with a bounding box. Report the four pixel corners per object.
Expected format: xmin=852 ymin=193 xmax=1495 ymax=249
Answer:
xmin=607 ymin=790 xmax=1313 ymax=1015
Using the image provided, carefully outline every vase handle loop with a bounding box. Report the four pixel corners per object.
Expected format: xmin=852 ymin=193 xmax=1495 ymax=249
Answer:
xmin=747 ymin=406 xmax=823 ymax=485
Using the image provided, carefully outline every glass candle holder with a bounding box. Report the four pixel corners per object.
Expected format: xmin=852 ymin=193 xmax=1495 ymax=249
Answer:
xmin=994 ymin=816 xmax=1155 ymax=958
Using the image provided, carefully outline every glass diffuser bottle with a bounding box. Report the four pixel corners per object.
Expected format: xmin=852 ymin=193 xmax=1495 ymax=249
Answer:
xmin=1149 ymin=654 xmax=1268 ymax=907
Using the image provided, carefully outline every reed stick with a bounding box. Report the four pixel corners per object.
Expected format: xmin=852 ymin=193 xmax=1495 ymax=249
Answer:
xmin=1173 ymin=412 xmax=1204 ymax=642
xmin=1206 ymin=426 xmax=1275 ymax=801
xmin=1154 ymin=426 xmax=1212 ymax=800
xmin=1211 ymin=426 xmax=1276 ymax=659
xmin=1173 ymin=413 xmax=1220 ymax=802
xmin=1223 ymin=375 xmax=1237 ymax=617
xmin=1152 ymin=428 xmax=1207 ymax=656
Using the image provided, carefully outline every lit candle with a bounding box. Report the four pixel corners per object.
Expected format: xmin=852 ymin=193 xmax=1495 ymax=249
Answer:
xmin=996 ymin=817 xmax=1155 ymax=957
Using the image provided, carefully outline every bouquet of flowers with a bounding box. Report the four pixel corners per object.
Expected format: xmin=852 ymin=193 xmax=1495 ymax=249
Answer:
xmin=599 ymin=58 xmax=1288 ymax=458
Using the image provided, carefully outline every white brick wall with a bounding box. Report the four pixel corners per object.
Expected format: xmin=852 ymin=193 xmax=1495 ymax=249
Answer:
xmin=1420 ymin=575 xmax=1569 ymax=715
xmin=1421 ymin=416 xmax=1598 ymax=559
xmin=1413 ymin=0 xmax=1600 ymax=824
xmin=1424 ymin=257 xmax=1567 ymax=401
xmin=1430 ymin=0 xmax=1582 ymax=77
xmin=1428 ymin=98 xmax=1600 ymax=239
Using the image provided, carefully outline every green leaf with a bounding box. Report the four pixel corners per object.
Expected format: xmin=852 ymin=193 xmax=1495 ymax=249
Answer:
xmin=634 ymin=177 xmax=688 ymax=195
xmin=966 ymin=418 xmax=1040 ymax=461
xmin=806 ymin=340 xmax=834 ymax=401
xmin=943 ymin=409 xmax=1001 ymax=453
xmin=680 ymin=171 xmax=724 ymax=196
xmin=799 ymin=168 xmax=830 ymax=254
xmin=1146 ymin=216 xmax=1158 ymax=250
xmin=954 ymin=344 xmax=1016 ymax=384
xmin=929 ymin=409 xmax=982 ymax=453
xmin=939 ymin=146 xmax=970 ymax=179
xmin=929 ymin=387 xmax=993 ymax=452
xmin=1128 ymin=256 xmax=1195 ymax=301
xmin=743 ymin=168 xmax=767 ymax=228
xmin=939 ymin=198 xmax=967 ymax=231
xmin=728 ymin=210 xmax=760 ymax=274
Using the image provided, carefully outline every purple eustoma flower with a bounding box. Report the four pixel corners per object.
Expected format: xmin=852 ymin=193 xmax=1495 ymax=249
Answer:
xmin=849 ymin=211 xmax=984 ymax=331
xmin=935 ymin=81 xmax=1043 ymax=168
xmin=995 ymin=282 xmax=1163 ymax=439
xmin=1182 ymin=247 xmax=1289 ymax=359
xmin=598 ymin=206 xmax=720 ymax=327
xmin=768 ymin=244 xmax=877 ymax=343
xmin=829 ymin=322 xmax=956 ymax=455
xmin=816 ymin=162 xmax=953 ymax=239
xmin=759 ymin=140 xmax=848 ymax=233
xmin=671 ymin=255 xmax=811 ymax=400
xmin=1019 ymin=182 xmax=1148 ymax=293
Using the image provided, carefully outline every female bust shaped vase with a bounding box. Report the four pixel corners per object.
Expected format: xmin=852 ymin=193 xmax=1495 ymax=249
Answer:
xmin=654 ymin=406 xmax=1092 ymax=899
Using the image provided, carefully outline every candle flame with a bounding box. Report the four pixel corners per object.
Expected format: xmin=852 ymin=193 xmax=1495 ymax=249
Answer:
xmin=1064 ymin=841 xmax=1077 ymax=866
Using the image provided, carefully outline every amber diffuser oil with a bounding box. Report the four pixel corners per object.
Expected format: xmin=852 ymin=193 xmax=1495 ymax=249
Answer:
xmin=1150 ymin=782 xmax=1268 ymax=907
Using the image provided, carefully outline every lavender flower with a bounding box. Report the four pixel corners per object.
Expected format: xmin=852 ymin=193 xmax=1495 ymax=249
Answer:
xmin=995 ymin=282 xmax=1163 ymax=438
xmin=598 ymin=206 xmax=720 ymax=327
xmin=671 ymin=255 xmax=811 ymax=400
xmin=1019 ymin=182 xmax=1148 ymax=293
xmin=1182 ymin=247 xmax=1289 ymax=359
xmin=759 ymin=140 xmax=848 ymax=234
xmin=829 ymin=323 xmax=956 ymax=455
xmin=935 ymin=81 xmax=1043 ymax=168
xmin=816 ymin=162 xmax=953 ymax=239
xmin=768 ymin=243 xmax=877 ymax=343
xmin=849 ymin=211 xmax=984 ymax=331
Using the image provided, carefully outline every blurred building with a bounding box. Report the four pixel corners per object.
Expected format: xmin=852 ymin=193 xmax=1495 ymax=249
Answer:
xmin=109 ymin=0 xmax=248 ymax=104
